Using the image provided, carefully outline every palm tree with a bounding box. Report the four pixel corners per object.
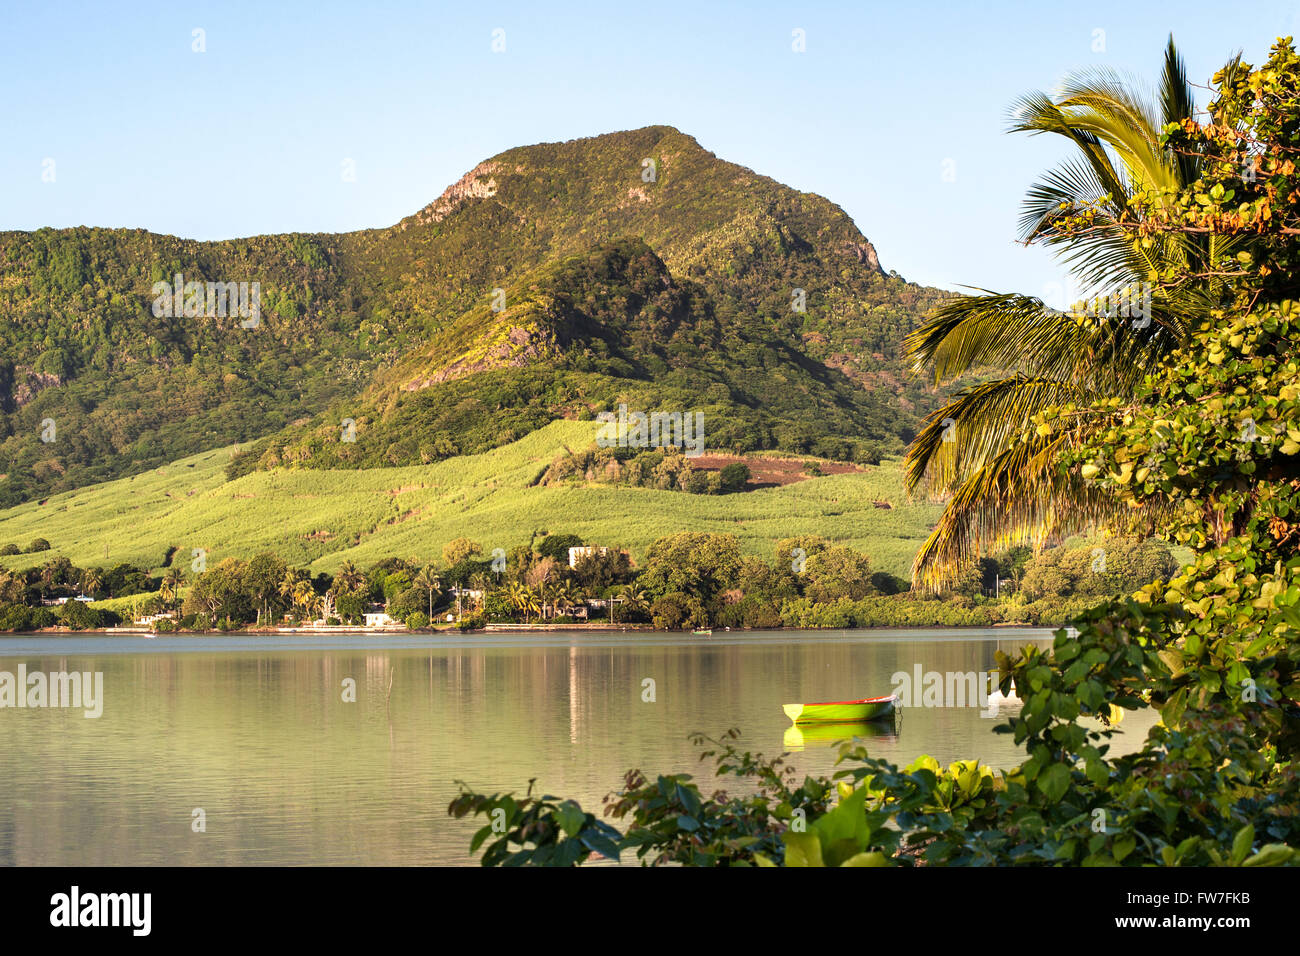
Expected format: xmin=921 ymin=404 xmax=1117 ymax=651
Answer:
xmin=293 ymin=580 xmax=319 ymax=621
xmin=325 ymin=556 xmax=366 ymax=624
xmin=508 ymin=582 xmax=539 ymax=624
xmin=80 ymin=567 xmax=102 ymax=600
xmin=277 ymin=569 xmax=303 ymax=619
xmin=414 ymin=565 xmax=442 ymax=621
xmin=160 ymin=568 xmax=182 ymax=611
xmin=614 ymin=586 xmax=648 ymax=624
xmin=553 ymin=580 xmax=580 ymax=619
xmin=468 ymin=572 xmax=490 ymax=611
xmin=334 ymin=560 xmax=366 ymax=596
xmin=905 ymin=38 xmax=1240 ymax=587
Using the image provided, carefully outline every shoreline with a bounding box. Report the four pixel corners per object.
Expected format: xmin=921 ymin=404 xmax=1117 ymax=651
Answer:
xmin=0 ymin=620 xmax=1056 ymax=638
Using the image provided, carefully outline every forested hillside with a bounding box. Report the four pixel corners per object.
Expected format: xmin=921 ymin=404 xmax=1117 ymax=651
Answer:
xmin=0 ymin=126 xmax=951 ymax=507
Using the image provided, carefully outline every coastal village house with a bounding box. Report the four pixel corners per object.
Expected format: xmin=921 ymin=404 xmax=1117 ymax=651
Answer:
xmin=136 ymin=611 xmax=177 ymax=627
xmin=567 ymin=546 xmax=610 ymax=568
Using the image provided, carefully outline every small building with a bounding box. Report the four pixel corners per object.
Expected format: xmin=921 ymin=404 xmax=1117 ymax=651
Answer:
xmin=568 ymin=546 xmax=610 ymax=568
xmin=364 ymin=611 xmax=394 ymax=628
xmin=42 ymin=595 xmax=94 ymax=606
xmin=136 ymin=611 xmax=177 ymax=626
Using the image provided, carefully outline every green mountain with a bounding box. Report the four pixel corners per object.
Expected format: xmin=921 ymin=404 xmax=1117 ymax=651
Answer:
xmin=0 ymin=126 xmax=950 ymax=507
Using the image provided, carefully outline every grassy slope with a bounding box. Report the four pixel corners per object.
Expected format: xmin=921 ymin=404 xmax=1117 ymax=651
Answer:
xmin=0 ymin=421 xmax=940 ymax=577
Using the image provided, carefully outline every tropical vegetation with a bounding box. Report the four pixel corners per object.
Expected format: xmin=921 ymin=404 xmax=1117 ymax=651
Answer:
xmin=905 ymin=38 xmax=1233 ymax=588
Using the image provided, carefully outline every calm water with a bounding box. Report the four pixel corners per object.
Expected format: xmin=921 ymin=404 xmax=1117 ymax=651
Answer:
xmin=0 ymin=628 xmax=1157 ymax=865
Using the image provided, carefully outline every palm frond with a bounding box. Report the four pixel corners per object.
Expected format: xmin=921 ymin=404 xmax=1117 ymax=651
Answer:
xmin=905 ymin=376 xmax=1080 ymax=496
xmin=906 ymin=293 xmax=1089 ymax=385
xmin=909 ymin=430 xmax=1166 ymax=589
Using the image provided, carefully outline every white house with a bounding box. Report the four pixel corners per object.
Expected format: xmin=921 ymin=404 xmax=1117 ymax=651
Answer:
xmin=364 ymin=611 xmax=394 ymax=628
xmin=567 ymin=546 xmax=610 ymax=568
xmin=136 ymin=611 xmax=177 ymax=626
xmin=43 ymin=595 xmax=94 ymax=606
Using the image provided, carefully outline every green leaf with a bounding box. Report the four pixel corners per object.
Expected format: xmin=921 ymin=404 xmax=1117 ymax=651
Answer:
xmin=675 ymin=782 xmax=701 ymax=818
xmin=1231 ymin=824 xmax=1254 ymax=865
xmin=554 ymin=800 xmax=585 ymax=838
xmin=783 ymin=832 xmax=824 ymax=867
xmin=469 ymin=824 xmax=495 ymax=854
xmin=1113 ymin=835 xmax=1136 ymax=862
xmin=1242 ymin=844 xmax=1295 ymax=867
xmin=1084 ymin=757 xmax=1109 ymax=787
xmin=578 ymin=832 xmax=621 ymax=862
xmin=1036 ymin=763 xmax=1071 ymax=803
xmin=840 ymin=851 xmax=889 ymax=867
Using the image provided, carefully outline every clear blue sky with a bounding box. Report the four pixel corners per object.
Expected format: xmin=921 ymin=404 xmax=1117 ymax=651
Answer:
xmin=2 ymin=0 xmax=1295 ymax=297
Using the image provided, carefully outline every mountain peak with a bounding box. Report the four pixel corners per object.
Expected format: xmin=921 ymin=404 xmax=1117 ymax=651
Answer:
xmin=397 ymin=126 xmax=884 ymax=278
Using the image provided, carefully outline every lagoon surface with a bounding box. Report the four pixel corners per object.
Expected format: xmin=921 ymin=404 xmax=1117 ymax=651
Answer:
xmin=0 ymin=628 xmax=1157 ymax=865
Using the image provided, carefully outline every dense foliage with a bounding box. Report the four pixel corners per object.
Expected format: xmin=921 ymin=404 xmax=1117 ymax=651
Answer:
xmin=904 ymin=40 xmax=1224 ymax=588
xmin=0 ymin=527 xmax=1156 ymax=632
xmin=226 ymin=240 xmax=921 ymax=478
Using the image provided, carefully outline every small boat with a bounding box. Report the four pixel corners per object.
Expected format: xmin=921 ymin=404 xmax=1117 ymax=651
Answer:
xmin=783 ymin=694 xmax=897 ymax=725
xmin=692 ymin=628 xmax=712 ymax=635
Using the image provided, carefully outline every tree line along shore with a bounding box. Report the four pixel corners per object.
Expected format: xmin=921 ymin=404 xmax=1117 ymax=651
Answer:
xmin=0 ymin=530 xmax=1177 ymax=634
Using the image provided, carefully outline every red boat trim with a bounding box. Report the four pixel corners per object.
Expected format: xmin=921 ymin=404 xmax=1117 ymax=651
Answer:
xmin=803 ymin=695 xmax=895 ymax=707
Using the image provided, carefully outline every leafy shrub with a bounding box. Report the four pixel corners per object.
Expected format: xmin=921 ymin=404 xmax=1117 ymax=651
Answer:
xmin=649 ymin=593 xmax=696 ymax=629
xmin=0 ymin=604 xmax=57 ymax=631
xmin=482 ymin=590 xmax=514 ymax=623
xmin=58 ymin=600 xmax=118 ymax=630
xmin=719 ymin=462 xmax=751 ymax=492
xmin=536 ymin=533 xmax=582 ymax=562
xmin=449 ymin=731 xmax=833 ymax=866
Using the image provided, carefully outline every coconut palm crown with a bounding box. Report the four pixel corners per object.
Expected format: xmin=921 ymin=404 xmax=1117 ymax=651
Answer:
xmin=905 ymin=38 xmax=1246 ymax=588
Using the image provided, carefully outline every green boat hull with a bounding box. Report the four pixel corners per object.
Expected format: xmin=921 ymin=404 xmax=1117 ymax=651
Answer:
xmin=782 ymin=696 xmax=896 ymax=725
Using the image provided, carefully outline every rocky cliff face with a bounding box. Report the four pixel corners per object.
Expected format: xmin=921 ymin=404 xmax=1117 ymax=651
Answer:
xmin=844 ymin=240 xmax=885 ymax=275
xmin=406 ymin=162 xmax=502 ymax=228
xmin=6 ymin=367 xmax=63 ymax=410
